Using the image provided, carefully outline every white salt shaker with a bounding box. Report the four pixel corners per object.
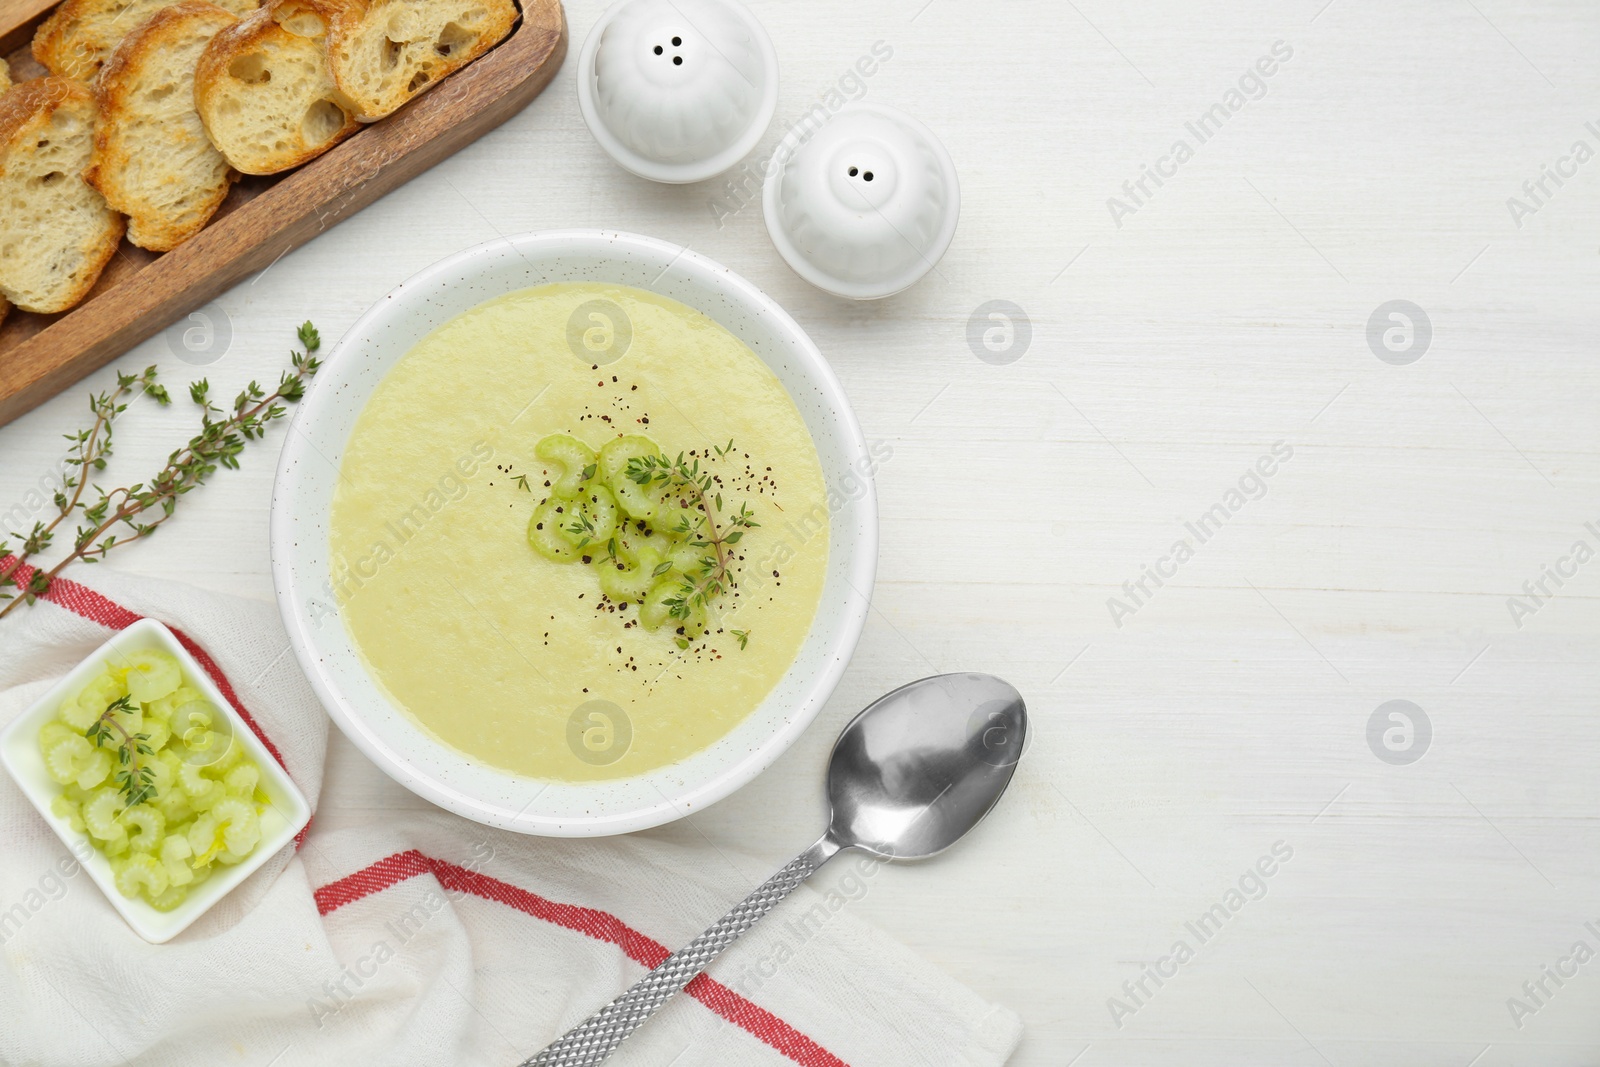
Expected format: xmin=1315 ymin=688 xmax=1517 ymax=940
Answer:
xmin=762 ymin=103 xmax=960 ymax=300
xmin=576 ymin=0 xmax=779 ymax=184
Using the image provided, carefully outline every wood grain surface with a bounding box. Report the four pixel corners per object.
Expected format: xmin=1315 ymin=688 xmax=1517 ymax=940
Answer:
xmin=0 ymin=0 xmax=53 ymax=57
xmin=0 ymin=0 xmax=567 ymax=427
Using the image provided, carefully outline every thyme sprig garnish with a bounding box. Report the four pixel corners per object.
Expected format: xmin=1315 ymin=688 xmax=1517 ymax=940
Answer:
xmin=86 ymin=696 xmax=157 ymax=807
xmin=565 ymin=507 xmax=599 ymax=549
xmin=0 ymin=366 xmax=167 ymax=594
xmin=625 ymin=439 xmax=759 ymax=624
xmin=0 ymin=322 xmax=322 ymax=620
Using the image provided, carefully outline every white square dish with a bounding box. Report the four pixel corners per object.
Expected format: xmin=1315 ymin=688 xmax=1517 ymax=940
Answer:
xmin=0 ymin=618 xmax=310 ymax=943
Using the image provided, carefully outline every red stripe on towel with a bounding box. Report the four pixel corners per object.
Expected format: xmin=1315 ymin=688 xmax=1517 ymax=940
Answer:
xmin=315 ymin=849 xmax=849 ymax=1067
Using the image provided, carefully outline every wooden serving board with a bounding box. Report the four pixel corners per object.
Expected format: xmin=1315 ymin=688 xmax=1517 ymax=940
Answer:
xmin=0 ymin=0 xmax=566 ymax=428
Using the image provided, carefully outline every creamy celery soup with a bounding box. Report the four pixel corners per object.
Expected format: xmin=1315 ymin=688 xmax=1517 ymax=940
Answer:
xmin=328 ymin=283 xmax=829 ymax=781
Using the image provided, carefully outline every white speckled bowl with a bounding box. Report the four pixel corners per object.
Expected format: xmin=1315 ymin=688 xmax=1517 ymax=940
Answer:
xmin=270 ymin=231 xmax=876 ymax=837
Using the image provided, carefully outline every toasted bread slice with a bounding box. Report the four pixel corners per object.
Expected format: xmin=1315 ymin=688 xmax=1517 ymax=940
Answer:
xmin=325 ymin=0 xmax=515 ymax=121
xmin=88 ymin=2 xmax=240 ymax=251
xmin=194 ymin=0 xmax=358 ymax=174
xmin=0 ymin=78 xmax=125 ymax=313
xmin=0 ymin=60 xmax=8 ymax=327
xmin=1 ymin=65 xmax=14 ymax=324
xmin=33 ymin=0 xmax=259 ymax=81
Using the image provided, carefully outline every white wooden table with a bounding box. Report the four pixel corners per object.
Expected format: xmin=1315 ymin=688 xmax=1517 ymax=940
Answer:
xmin=4 ymin=1 xmax=1599 ymax=1063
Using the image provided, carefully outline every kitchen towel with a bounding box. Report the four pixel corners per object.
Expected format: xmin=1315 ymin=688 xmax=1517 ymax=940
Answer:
xmin=0 ymin=561 xmax=1023 ymax=1067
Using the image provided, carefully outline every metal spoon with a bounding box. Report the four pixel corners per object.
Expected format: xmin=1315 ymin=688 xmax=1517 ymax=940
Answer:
xmin=526 ymin=672 xmax=1028 ymax=1067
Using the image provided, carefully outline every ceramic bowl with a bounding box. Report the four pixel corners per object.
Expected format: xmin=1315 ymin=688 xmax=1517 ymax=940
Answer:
xmin=0 ymin=618 xmax=310 ymax=943
xmin=577 ymin=0 xmax=778 ymax=183
xmin=270 ymin=230 xmax=877 ymax=837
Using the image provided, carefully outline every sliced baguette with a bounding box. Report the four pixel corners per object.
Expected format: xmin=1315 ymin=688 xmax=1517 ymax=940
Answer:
xmin=194 ymin=0 xmax=357 ymax=174
xmin=88 ymin=2 xmax=240 ymax=251
xmin=33 ymin=0 xmax=259 ymax=81
xmin=0 ymin=63 xmax=7 ymax=326
xmin=325 ymin=0 xmax=515 ymax=121
xmin=0 ymin=78 xmax=124 ymax=313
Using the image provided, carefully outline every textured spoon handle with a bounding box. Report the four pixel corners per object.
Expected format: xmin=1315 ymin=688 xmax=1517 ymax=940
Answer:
xmin=525 ymin=836 xmax=841 ymax=1067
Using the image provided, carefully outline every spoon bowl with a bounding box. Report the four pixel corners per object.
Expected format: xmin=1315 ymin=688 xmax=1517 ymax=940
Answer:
xmin=827 ymin=673 xmax=1027 ymax=859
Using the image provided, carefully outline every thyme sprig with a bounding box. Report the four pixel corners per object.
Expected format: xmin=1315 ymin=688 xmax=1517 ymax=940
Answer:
xmin=565 ymin=507 xmax=599 ymax=549
xmin=86 ymin=696 xmax=157 ymax=807
xmin=625 ymin=439 xmax=759 ymax=624
xmin=0 ymin=322 xmax=322 ymax=620
xmin=0 ymin=366 xmax=167 ymax=594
